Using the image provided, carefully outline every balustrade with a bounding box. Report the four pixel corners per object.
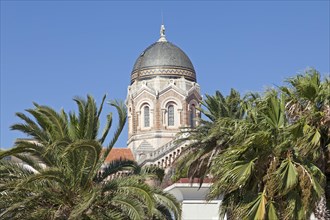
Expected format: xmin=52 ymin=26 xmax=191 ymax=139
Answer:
xmin=138 ymin=137 xmax=189 ymax=167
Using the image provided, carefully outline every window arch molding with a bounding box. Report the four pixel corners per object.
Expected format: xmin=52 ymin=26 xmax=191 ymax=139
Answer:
xmin=160 ymin=97 xmax=182 ymax=110
xmin=161 ymin=98 xmax=182 ymax=128
xmin=136 ymin=99 xmax=154 ymax=111
xmin=136 ymin=99 xmax=154 ymax=130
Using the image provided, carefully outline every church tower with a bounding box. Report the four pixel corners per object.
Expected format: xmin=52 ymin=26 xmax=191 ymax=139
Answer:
xmin=126 ymin=25 xmax=201 ymax=166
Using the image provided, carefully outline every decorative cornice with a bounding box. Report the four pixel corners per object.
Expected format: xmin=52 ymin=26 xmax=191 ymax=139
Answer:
xmin=131 ymin=67 xmax=196 ymax=83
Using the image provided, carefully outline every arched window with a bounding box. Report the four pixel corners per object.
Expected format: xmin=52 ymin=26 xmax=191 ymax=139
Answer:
xmin=168 ymin=105 xmax=174 ymax=126
xmin=144 ymin=106 xmax=150 ymax=127
xmin=190 ymin=104 xmax=196 ymax=128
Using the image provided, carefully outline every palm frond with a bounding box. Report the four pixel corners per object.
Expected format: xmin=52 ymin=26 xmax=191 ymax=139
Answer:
xmin=95 ymin=159 xmax=137 ymax=183
xmin=276 ymin=158 xmax=298 ymax=195
xmin=102 ymin=100 xmax=127 ymax=160
xmin=245 ymin=191 xmax=267 ymax=220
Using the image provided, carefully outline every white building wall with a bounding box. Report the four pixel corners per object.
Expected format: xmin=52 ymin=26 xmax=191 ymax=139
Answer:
xmin=182 ymin=200 xmax=221 ymax=220
xmin=165 ymin=183 xmax=224 ymax=220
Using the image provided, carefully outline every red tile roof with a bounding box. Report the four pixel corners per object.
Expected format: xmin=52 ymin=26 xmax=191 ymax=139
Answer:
xmin=177 ymin=178 xmax=212 ymax=183
xmin=104 ymin=148 xmax=134 ymax=163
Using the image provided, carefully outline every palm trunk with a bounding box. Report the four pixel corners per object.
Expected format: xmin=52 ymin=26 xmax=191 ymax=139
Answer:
xmin=314 ymin=196 xmax=330 ymax=220
xmin=314 ymin=139 xmax=330 ymax=220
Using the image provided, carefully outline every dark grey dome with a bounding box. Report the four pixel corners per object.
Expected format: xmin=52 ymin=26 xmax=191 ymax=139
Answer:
xmin=132 ymin=42 xmax=195 ymax=72
xmin=131 ymin=41 xmax=196 ymax=83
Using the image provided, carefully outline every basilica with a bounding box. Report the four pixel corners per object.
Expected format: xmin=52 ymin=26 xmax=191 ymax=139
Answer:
xmin=109 ymin=25 xmax=222 ymax=220
xmin=126 ymin=24 xmax=201 ymax=168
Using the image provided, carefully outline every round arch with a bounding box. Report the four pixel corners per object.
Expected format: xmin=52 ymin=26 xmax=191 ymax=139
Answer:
xmin=161 ymin=97 xmax=183 ymax=128
xmin=136 ymin=99 xmax=154 ymax=130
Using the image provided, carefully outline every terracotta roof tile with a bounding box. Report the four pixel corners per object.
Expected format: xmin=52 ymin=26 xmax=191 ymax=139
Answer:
xmin=104 ymin=148 xmax=134 ymax=163
xmin=177 ymin=178 xmax=212 ymax=183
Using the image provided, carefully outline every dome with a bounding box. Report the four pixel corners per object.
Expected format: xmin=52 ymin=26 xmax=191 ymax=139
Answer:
xmin=131 ymin=25 xmax=196 ymax=83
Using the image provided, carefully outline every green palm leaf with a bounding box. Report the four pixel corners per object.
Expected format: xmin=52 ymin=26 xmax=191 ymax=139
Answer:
xmin=277 ymin=158 xmax=298 ymax=194
xmin=245 ymin=191 xmax=267 ymax=220
xmin=267 ymin=201 xmax=278 ymax=220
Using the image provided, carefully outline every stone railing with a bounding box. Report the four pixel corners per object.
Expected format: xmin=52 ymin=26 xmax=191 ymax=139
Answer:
xmin=139 ymin=140 xmax=175 ymax=165
xmin=138 ymin=134 xmax=189 ymax=167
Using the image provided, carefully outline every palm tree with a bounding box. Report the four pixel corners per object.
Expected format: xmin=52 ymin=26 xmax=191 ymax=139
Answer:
xmin=174 ymin=69 xmax=329 ymax=219
xmin=209 ymin=91 xmax=325 ymax=219
xmin=0 ymin=95 xmax=181 ymax=220
xmin=173 ymin=89 xmax=245 ymax=184
xmin=281 ymin=69 xmax=330 ymax=218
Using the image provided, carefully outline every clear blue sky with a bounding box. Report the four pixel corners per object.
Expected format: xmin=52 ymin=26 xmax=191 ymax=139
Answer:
xmin=1 ymin=1 xmax=329 ymax=149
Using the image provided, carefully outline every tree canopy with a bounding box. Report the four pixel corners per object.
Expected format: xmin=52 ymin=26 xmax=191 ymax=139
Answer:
xmin=174 ymin=68 xmax=330 ymax=219
xmin=0 ymin=95 xmax=181 ymax=220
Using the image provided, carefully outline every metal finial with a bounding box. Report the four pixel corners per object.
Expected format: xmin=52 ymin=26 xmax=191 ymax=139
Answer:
xmin=158 ymin=24 xmax=167 ymax=42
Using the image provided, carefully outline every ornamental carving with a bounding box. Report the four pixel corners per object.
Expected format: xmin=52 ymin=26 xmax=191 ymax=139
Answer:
xmin=131 ymin=67 xmax=196 ymax=83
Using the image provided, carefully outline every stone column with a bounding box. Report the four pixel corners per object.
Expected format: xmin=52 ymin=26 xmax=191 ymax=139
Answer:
xmin=136 ymin=110 xmax=141 ymax=130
